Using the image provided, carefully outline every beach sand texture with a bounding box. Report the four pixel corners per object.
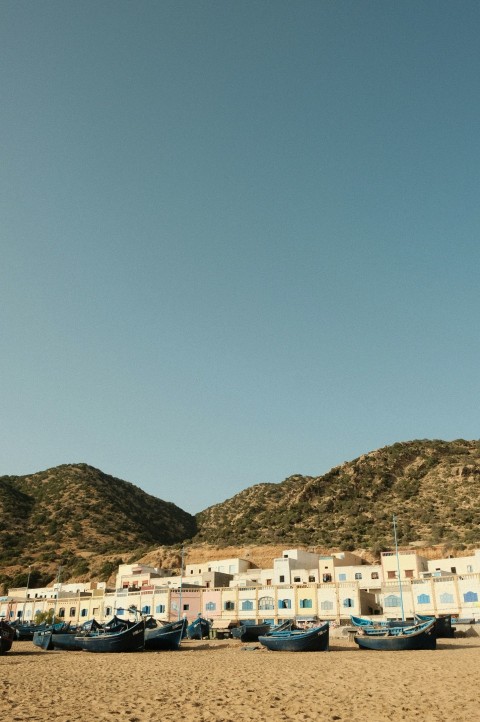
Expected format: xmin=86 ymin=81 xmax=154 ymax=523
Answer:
xmin=2 ymin=637 xmax=479 ymax=722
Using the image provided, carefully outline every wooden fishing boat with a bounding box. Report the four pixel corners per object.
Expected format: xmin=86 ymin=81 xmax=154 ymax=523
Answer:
xmin=186 ymin=615 xmax=210 ymax=639
xmin=0 ymin=621 xmax=15 ymax=654
xmin=32 ymin=628 xmax=54 ymax=650
xmin=15 ymin=622 xmax=46 ymax=641
xmin=76 ymin=619 xmax=145 ymax=653
xmin=231 ymin=622 xmax=271 ymax=642
xmin=144 ymin=618 xmax=186 ymax=650
xmin=354 ymin=619 xmax=436 ymax=650
xmin=33 ymin=622 xmax=72 ymax=651
xmin=415 ymin=613 xmax=455 ymax=638
xmin=258 ymin=621 xmax=329 ymax=652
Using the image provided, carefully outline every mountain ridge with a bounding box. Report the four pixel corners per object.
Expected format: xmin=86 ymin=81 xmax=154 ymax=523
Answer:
xmin=1 ymin=439 xmax=480 ymax=592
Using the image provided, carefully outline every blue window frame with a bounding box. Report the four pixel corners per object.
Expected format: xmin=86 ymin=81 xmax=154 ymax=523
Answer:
xmin=417 ymin=594 xmax=430 ymax=605
xmin=299 ymin=599 xmax=313 ymax=609
xmin=241 ymin=600 xmax=254 ymax=611
xmin=464 ymin=591 xmax=479 ymax=603
xmin=205 ymin=601 xmax=216 ymax=611
xmin=155 ymin=604 xmax=165 ymax=614
xmin=384 ymin=594 xmax=401 ymax=608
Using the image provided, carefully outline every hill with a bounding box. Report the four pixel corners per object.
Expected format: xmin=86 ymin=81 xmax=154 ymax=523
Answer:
xmin=2 ymin=439 xmax=480 ymax=593
xmin=0 ymin=464 xmax=196 ymax=591
xmin=194 ymin=439 xmax=480 ymax=551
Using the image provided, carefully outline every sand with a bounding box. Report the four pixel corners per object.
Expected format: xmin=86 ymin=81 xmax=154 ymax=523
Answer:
xmin=2 ymin=636 xmax=479 ymax=722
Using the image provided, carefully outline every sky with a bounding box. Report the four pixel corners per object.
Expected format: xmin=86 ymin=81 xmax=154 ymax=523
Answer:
xmin=1 ymin=1 xmax=479 ymax=515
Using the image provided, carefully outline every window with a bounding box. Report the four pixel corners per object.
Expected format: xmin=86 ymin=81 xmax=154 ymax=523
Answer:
xmin=371 ymin=572 xmax=379 ymax=580
xmin=142 ymin=605 xmax=151 ymax=614
xmin=183 ymin=604 xmax=189 ymax=611
xmin=122 ymin=583 xmax=129 ymax=589
xmin=279 ymin=575 xmax=285 ymax=583
xmin=57 ymin=608 xmax=65 ymax=618
xmin=338 ymin=573 xmax=346 ymax=582
xmin=142 ymin=580 xmax=149 ymax=586
xmin=321 ymin=600 xmax=334 ymax=611
xmin=384 ymin=594 xmax=401 ymax=608
xmin=417 ymin=594 xmax=430 ymax=605
xmin=308 ymin=576 xmax=316 ymax=582
xmin=343 ymin=598 xmax=354 ymax=608
xmin=278 ymin=599 xmax=291 ymax=609
xmin=190 ymin=570 xmax=194 ymax=574
xmin=241 ymin=600 xmax=254 ymax=611
xmin=464 ymin=591 xmax=479 ymax=603
xmin=266 ymin=579 xmax=272 ymax=586
xmin=69 ymin=607 xmax=76 ymax=618
xmin=205 ymin=601 xmax=216 ymax=611
xmin=259 ymin=596 xmax=275 ymax=610
xmin=322 ymin=574 xmax=332 ymax=582
xmin=439 ymin=593 xmax=454 ymax=604
xmin=299 ymin=599 xmax=313 ymax=609
xmin=105 ymin=607 xmax=112 ymax=616
xmin=354 ymin=573 xmax=362 ymax=580
xmin=81 ymin=609 xmax=88 ymax=617
xmin=467 ymin=565 xmax=473 ymax=573
xmin=224 ymin=601 xmax=235 ymax=611
xmin=155 ymin=604 xmax=165 ymax=614
xmin=293 ymin=577 xmax=301 ymax=583
xmin=450 ymin=567 xmax=456 ymax=574
xmin=405 ymin=570 xmax=414 ymax=578
xmin=387 ymin=571 xmax=397 ymax=580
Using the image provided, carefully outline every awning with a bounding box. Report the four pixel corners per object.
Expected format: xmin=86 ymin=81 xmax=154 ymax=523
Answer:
xmin=211 ymin=619 xmax=237 ymax=629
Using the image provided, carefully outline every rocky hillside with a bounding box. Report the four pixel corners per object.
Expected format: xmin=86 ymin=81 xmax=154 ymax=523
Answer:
xmin=194 ymin=439 xmax=480 ymax=551
xmin=2 ymin=440 xmax=480 ymax=593
xmin=0 ymin=464 xmax=196 ymax=591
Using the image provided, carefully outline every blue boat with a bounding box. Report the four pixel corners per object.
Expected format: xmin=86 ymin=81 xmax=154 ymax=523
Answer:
xmin=415 ymin=613 xmax=455 ymax=638
xmin=354 ymin=619 xmax=436 ymax=650
xmin=187 ymin=615 xmax=210 ymax=640
xmin=145 ymin=618 xmax=186 ymax=650
xmin=76 ymin=619 xmax=145 ymax=653
xmin=231 ymin=623 xmax=271 ymax=642
xmin=258 ymin=622 xmax=329 ymax=652
xmin=0 ymin=621 xmax=15 ymax=655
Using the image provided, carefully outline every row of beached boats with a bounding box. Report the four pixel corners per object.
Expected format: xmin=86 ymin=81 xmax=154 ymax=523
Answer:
xmin=1 ymin=613 xmax=453 ymax=655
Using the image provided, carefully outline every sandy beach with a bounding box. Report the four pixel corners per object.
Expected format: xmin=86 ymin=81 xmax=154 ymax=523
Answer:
xmin=2 ymin=636 xmax=479 ymax=722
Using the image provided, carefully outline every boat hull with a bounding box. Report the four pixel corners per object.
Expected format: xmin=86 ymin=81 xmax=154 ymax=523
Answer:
xmin=187 ymin=617 xmax=210 ymax=639
xmin=144 ymin=619 xmax=185 ymax=650
xmin=231 ymin=623 xmax=271 ymax=642
xmin=51 ymin=633 xmax=84 ymax=651
xmin=0 ymin=622 xmax=15 ymax=654
xmin=259 ymin=623 xmax=329 ymax=652
xmin=354 ymin=621 xmax=436 ymax=651
xmin=77 ymin=620 xmax=145 ymax=653
xmin=33 ymin=629 xmax=53 ymax=650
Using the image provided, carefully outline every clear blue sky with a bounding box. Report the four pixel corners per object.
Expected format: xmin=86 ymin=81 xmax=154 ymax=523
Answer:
xmin=2 ymin=1 xmax=479 ymax=514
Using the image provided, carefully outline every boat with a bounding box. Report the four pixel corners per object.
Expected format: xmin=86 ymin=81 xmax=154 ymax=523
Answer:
xmin=415 ymin=613 xmax=455 ymax=638
xmin=258 ymin=621 xmax=329 ymax=652
xmin=186 ymin=615 xmax=210 ymax=639
xmin=15 ymin=622 xmax=46 ymax=641
xmin=231 ymin=622 xmax=271 ymax=642
xmin=33 ymin=622 xmax=71 ymax=651
xmin=0 ymin=621 xmax=15 ymax=655
xmin=350 ymin=615 xmax=414 ymax=630
xmin=354 ymin=619 xmax=436 ymax=650
xmin=51 ymin=620 xmax=103 ymax=651
xmin=144 ymin=618 xmax=186 ymax=650
xmin=76 ymin=619 xmax=145 ymax=653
